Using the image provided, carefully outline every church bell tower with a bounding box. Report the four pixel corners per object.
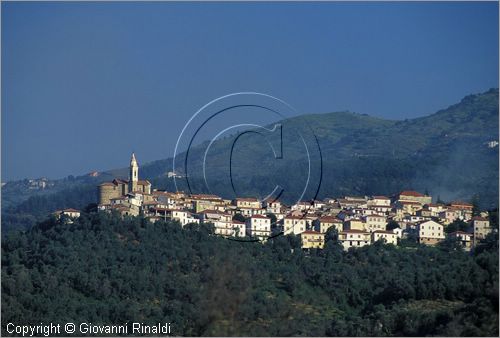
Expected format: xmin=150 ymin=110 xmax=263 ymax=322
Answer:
xmin=129 ymin=152 xmax=139 ymax=193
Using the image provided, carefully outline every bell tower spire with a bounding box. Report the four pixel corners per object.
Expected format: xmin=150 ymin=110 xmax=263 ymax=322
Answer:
xmin=129 ymin=152 xmax=139 ymax=192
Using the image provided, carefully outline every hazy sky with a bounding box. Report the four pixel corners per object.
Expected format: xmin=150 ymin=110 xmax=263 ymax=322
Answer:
xmin=2 ymin=1 xmax=498 ymax=181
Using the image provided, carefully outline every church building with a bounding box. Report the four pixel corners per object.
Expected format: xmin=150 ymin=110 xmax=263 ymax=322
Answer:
xmin=98 ymin=153 xmax=152 ymax=206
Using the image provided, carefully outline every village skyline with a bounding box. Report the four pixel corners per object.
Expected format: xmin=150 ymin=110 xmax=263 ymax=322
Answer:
xmin=49 ymin=152 xmax=487 ymax=252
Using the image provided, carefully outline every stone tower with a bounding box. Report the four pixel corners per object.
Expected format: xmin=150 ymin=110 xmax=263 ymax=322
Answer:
xmin=129 ymin=152 xmax=139 ymax=193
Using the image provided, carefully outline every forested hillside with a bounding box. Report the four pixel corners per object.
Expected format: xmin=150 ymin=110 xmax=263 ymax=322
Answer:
xmin=163 ymin=88 xmax=499 ymax=207
xmin=2 ymin=212 xmax=498 ymax=336
xmin=1 ymin=184 xmax=97 ymax=234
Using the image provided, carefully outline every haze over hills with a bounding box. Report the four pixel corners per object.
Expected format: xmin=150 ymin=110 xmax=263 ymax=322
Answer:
xmin=143 ymin=87 xmax=500 ymax=208
xmin=2 ymin=88 xmax=498 ymax=231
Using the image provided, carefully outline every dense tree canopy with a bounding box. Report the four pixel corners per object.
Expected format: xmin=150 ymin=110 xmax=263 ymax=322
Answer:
xmin=2 ymin=212 xmax=498 ymax=336
xmin=445 ymin=219 xmax=469 ymax=233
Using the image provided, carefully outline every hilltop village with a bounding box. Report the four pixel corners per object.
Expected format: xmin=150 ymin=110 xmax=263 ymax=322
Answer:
xmin=55 ymin=153 xmax=493 ymax=251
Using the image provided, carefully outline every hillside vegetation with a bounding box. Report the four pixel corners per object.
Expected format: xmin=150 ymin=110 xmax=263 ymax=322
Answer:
xmin=152 ymin=88 xmax=499 ymax=207
xmin=2 ymin=89 xmax=498 ymax=233
xmin=2 ymin=212 xmax=498 ymax=336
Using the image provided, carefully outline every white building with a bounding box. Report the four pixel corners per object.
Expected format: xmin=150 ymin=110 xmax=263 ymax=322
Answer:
xmin=338 ymin=230 xmax=371 ymax=250
xmin=263 ymin=199 xmax=281 ymax=214
xmin=282 ymin=216 xmax=308 ymax=235
xmin=417 ymin=220 xmax=445 ymax=245
xmin=231 ymin=220 xmax=246 ymax=237
xmin=246 ymin=215 xmax=271 ymax=240
xmin=372 ymin=230 xmax=398 ymax=245
xmin=363 ymin=214 xmax=387 ymax=232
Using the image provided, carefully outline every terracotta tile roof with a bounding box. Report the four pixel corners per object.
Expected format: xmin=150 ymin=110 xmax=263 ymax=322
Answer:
xmin=284 ymin=215 xmax=307 ymax=220
xmin=199 ymin=209 xmax=224 ymax=214
xmin=236 ymin=197 xmax=260 ymax=202
xmin=199 ymin=210 xmax=232 ymax=217
xmin=318 ymin=216 xmax=342 ymax=223
xmin=113 ymin=179 xmax=128 ymax=185
xmin=426 ymin=203 xmax=444 ymax=207
xmin=251 ymin=215 xmax=269 ymax=219
xmin=191 ymin=194 xmax=222 ymax=200
xmin=150 ymin=207 xmax=186 ymax=212
xmin=399 ymin=190 xmax=425 ymax=197
xmin=450 ymin=201 xmax=473 ymax=207
xmin=449 ymin=231 xmax=473 ymax=236
xmin=62 ymin=208 xmax=80 ymax=213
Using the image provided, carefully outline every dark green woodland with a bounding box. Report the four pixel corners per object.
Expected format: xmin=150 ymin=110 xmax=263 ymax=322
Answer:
xmin=2 ymin=212 xmax=498 ymax=336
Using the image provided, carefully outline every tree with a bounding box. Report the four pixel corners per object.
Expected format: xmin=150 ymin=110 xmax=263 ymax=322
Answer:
xmin=445 ymin=219 xmax=468 ymax=234
xmin=2 ymin=210 xmax=499 ymax=337
xmin=324 ymin=226 xmax=339 ymax=243
xmin=386 ymin=220 xmax=400 ymax=230
xmin=438 ymin=235 xmax=464 ymax=251
xmin=488 ymin=208 xmax=499 ymax=229
xmin=232 ymin=213 xmax=246 ymax=223
xmin=266 ymin=213 xmax=277 ymax=228
xmin=84 ymin=203 xmax=98 ymax=213
xmin=437 ymin=195 xmax=445 ymax=204
xmin=471 ymin=194 xmax=481 ymax=217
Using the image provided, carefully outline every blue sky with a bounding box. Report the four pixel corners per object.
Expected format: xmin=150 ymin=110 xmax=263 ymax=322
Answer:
xmin=2 ymin=1 xmax=498 ymax=181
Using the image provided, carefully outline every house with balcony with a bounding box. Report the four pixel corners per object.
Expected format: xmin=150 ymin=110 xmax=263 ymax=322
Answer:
xmin=338 ymin=229 xmax=371 ymax=250
xmin=300 ymin=231 xmax=325 ymax=249
xmin=246 ymin=215 xmax=271 ymax=241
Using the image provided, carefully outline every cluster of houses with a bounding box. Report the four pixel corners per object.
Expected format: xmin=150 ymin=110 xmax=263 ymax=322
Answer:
xmin=94 ymin=189 xmax=492 ymax=251
xmin=57 ymin=154 xmax=494 ymax=251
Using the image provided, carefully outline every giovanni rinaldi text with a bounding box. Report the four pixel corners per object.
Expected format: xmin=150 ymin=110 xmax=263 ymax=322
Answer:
xmin=6 ymin=322 xmax=172 ymax=336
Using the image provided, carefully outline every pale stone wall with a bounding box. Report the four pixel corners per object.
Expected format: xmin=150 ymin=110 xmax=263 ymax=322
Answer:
xmin=99 ymin=185 xmax=122 ymax=205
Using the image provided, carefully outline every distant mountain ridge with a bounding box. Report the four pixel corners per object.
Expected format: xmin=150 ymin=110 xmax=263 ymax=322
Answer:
xmin=2 ymin=88 xmax=498 ymax=220
xmin=142 ymin=88 xmax=499 ymax=208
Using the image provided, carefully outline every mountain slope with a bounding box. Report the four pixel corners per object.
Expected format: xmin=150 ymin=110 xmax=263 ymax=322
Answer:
xmin=147 ymin=88 xmax=498 ymax=207
xmin=2 ymin=89 xmax=498 ymax=231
